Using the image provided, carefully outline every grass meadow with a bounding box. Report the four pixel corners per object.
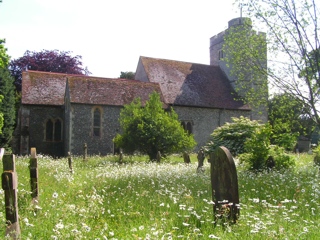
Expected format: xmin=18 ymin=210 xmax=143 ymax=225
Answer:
xmin=0 ymin=153 xmax=319 ymax=239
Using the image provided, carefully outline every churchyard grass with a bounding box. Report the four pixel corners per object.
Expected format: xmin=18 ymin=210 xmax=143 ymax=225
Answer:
xmin=0 ymin=153 xmax=319 ymax=239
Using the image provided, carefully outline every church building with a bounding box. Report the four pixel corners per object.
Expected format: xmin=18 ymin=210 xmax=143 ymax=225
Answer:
xmin=17 ymin=17 xmax=268 ymax=157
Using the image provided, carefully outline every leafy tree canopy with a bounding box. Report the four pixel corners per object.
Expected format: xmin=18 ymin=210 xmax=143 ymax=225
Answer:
xmin=229 ymin=0 xmax=320 ymax=127
xmin=0 ymin=39 xmax=10 ymax=68
xmin=268 ymin=93 xmax=314 ymax=148
xmin=9 ymin=49 xmax=91 ymax=92
xmin=223 ymin=18 xmax=268 ymax=108
xmin=114 ymin=92 xmax=196 ymax=160
xmin=0 ymin=68 xmax=16 ymax=148
xmin=0 ymin=95 xmax=4 ymax=135
xmin=120 ymin=71 xmax=135 ymax=80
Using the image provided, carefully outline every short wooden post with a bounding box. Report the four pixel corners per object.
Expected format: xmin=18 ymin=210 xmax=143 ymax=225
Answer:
xmin=2 ymin=154 xmax=21 ymax=239
xmin=30 ymin=148 xmax=39 ymax=206
xmin=68 ymin=152 xmax=73 ymax=173
xmin=209 ymin=146 xmax=240 ymax=224
xmin=83 ymin=143 xmax=87 ymax=161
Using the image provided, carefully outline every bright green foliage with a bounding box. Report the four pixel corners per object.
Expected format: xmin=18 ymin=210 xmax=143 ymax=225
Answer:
xmin=114 ymin=92 xmax=196 ymax=160
xmin=0 ymin=68 xmax=16 ymax=148
xmin=239 ymin=124 xmax=272 ymax=170
xmin=268 ymin=145 xmax=295 ymax=170
xmin=0 ymin=39 xmax=10 ymax=68
xmin=234 ymin=0 xmax=320 ymax=128
xmin=0 ymin=95 xmax=3 ymax=134
xmin=239 ymin=128 xmax=295 ymax=171
xmin=268 ymin=93 xmax=314 ymax=150
xmin=205 ymin=116 xmax=262 ymax=156
xmin=0 ymin=39 xmax=12 ymax=147
xmin=223 ymin=18 xmax=268 ymax=108
xmin=313 ymin=145 xmax=320 ymax=166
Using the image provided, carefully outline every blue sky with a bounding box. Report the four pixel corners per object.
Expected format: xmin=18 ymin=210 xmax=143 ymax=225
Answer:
xmin=0 ymin=0 xmax=241 ymax=78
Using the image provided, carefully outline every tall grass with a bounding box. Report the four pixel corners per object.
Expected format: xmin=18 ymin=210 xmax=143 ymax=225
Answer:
xmin=0 ymin=153 xmax=319 ymax=239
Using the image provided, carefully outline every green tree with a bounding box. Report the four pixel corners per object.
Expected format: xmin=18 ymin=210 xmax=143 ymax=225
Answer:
xmin=268 ymin=93 xmax=314 ymax=150
xmin=0 ymin=39 xmax=11 ymax=147
xmin=222 ymin=18 xmax=268 ymax=109
xmin=0 ymin=39 xmax=10 ymax=68
xmin=228 ymin=0 xmax=320 ymax=127
xmin=0 ymin=68 xmax=16 ymax=148
xmin=120 ymin=71 xmax=135 ymax=80
xmin=0 ymin=95 xmax=4 ymax=135
xmin=114 ymin=92 xmax=196 ymax=160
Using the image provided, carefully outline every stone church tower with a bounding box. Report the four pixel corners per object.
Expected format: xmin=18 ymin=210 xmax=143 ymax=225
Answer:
xmin=209 ymin=17 xmax=268 ymax=122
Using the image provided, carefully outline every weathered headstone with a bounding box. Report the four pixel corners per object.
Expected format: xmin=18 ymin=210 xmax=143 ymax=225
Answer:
xmin=119 ymin=149 xmax=123 ymax=163
xmin=2 ymin=154 xmax=21 ymax=239
xmin=68 ymin=152 xmax=73 ymax=173
xmin=83 ymin=143 xmax=87 ymax=161
xmin=156 ymin=151 xmax=161 ymax=163
xmin=183 ymin=152 xmax=191 ymax=164
xmin=197 ymin=148 xmax=205 ymax=173
xmin=209 ymin=146 xmax=239 ymax=224
xmin=30 ymin=148 xmax=39 ymax=206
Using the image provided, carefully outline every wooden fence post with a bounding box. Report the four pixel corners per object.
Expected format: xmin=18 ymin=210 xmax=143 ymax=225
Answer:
xmin=30 ymin=147 xmax=39 ymax=206
xmin=209 ymin=146 xmax=240 ymax=224
xmin=83 ymin=143 xmax=87 ymax=161
xmin=2 ymin=154 xmax=21 ymax=239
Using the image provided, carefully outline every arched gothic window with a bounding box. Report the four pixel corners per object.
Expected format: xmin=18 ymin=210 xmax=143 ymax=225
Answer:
xmin=186 ymin=122 xmax=192 ymax=134
xmin=181 ymin=121 xmax=193 ymax=134
xmin=45 ymin=118 xmax=62 ymax=142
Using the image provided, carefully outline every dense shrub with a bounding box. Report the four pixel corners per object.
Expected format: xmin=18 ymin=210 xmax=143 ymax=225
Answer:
xmin=239 ymin=124 xmax=272 ymax=170
xmin=272 ymin=132 xmax=299 ymax=151
xmin=239 ymin=145 xmax=295 ymax=171
xmin=206 ymin=117 xmax=295 ymax=171
xmin=313 ymin=145 xmax=320 ymax=166
xmin=205 ymin=116 xmax=262 ymax=156
xmin=268 ymin=145 xmax=295 ymax=170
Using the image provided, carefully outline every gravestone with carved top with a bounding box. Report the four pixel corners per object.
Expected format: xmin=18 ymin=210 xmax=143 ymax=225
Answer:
xmin=209 ymin=146 xmax=240 ymax=224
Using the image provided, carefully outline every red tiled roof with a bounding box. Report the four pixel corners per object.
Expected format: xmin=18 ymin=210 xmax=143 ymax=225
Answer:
xmin=22 ymin=71 xmax=68 ymax=105
xmin=138 ymin=56 xmax=250 ymax=110
xmin=67 ymin=75 xmax=164 ymax=106
xmin=22 ymin=71 xmax=164 ymax=106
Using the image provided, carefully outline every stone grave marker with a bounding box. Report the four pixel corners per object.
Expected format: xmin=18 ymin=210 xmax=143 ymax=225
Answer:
xmin=209 ymin=146 xmax=239 ymax=224
xmin=2 ymin=154 xmax=21 ymax=239
xmin=119 ymin=149 xmax=123 ymax=163
xmin=197 ymin=148 xmax=205 ymax=173
xmin=183 ymin=152 xmax=191 ymax=164
xmin=156 ymin=151 xmax=161 ymax=163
